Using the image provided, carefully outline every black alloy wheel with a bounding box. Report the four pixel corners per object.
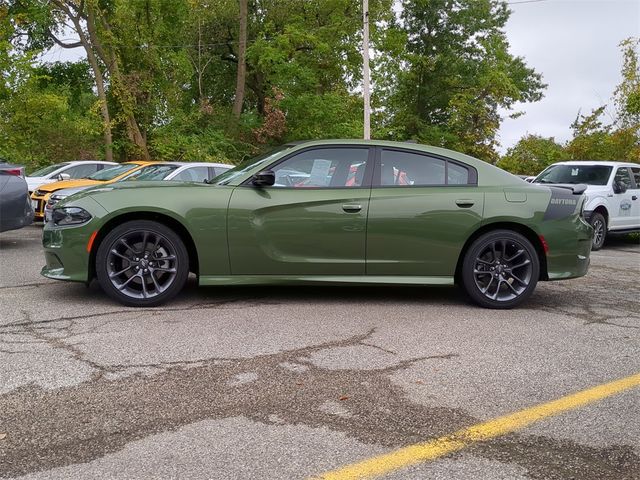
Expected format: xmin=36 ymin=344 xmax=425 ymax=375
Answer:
xmin=462 ymin=230 xmax=540 ymax=309
xmin=96 ymin=220 xmax=189 ymax=307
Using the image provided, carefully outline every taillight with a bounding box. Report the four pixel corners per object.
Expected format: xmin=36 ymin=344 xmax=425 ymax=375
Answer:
xmin=3 ymin=168 xmax=23 ymax=177
xmin=539 ymin=235 xmax=549 ymax=254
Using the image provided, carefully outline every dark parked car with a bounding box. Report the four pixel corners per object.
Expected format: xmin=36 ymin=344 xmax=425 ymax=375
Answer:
xmin=0 ymin=162 xmax=34 ymax=233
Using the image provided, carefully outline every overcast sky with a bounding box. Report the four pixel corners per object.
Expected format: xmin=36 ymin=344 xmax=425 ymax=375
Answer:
xmin=498 ymin=0 xmax=639 ymax=152
xmin=41 ymin=0 xmax=639 ymax=154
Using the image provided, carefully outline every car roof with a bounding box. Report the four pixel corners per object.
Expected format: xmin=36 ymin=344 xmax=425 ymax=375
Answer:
xmin=547 ymin=161 xmax=638 ymax=167
xmin=172 ymin=162 xmax=233 ymax=168
xmin=61 ymin=160 xmax=117 ymax=165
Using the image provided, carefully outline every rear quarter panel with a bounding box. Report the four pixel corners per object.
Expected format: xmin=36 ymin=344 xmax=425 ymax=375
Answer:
xmin=482 ymin=185 xmax=592 ymax=280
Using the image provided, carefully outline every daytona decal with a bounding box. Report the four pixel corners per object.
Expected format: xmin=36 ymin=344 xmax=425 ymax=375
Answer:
xmin=544 ymin=187 xmax=581 ymax=220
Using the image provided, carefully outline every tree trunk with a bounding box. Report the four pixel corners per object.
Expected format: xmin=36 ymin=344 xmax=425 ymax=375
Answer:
xmin=231 ymin=0 xmax=248 ymax=120
xmin=85 ymin=46 xmax=113 ymax=162
xmin=86 ymin=5 xmax=150 ymax=160
xmin=49 ymin=1 xmax=113 ymax=161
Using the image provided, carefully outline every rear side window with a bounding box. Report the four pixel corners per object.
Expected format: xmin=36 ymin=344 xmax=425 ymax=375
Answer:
xmin=379 ymin=150 xmax=470 ymax=186
xmin=629 ymin=167 xmax=639 ymax=188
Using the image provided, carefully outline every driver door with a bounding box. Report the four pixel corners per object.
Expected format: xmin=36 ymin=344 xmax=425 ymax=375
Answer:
xmin=227 ymin=146 xmax=373 ymax=275
xmin=610 ymin=167 xmax=635 ymax=229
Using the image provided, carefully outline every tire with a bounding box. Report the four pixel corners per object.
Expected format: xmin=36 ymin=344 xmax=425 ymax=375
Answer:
xmin=461 ymin=230 xmax=540 ymax=309
xmin=95 ymin=220 xmax=189 ymax=307
xmin=589 ymin=212 xmax=606 ymax=251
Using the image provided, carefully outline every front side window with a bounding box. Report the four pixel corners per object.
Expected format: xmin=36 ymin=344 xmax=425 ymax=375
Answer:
xmin=124 ymin=165 xmax=179 ymax=181
xmin=614 ymin=167 xmax=633 ymax=189
xmin=63 ymin=163 xmax=100 ymax=179
xmin=87 ymin=163 xmax=139 ymax=181
xmin=171 ymin=167 xmax=210 ymax=182
xmin=271 ymin=148 xmax=370 ymax=188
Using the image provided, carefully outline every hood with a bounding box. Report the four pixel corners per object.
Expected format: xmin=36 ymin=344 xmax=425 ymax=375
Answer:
xmin=26 ymin=177 xmax=54 ymax=189
xmin=34 ymin=178 xmax=102 ymax=194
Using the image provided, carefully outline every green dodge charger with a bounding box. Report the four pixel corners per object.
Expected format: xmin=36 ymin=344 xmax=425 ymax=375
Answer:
xmin=42 ymin=140 xmax=593 ymax=308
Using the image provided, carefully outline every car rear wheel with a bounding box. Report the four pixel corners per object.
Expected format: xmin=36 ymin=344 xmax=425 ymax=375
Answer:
xmin=589 ymin=212 xmax=606 ymax=251
xmin=461 ymin=230 xmax=540 ymax=309
xmin=95 ymin=220 xmax=189 ymax=307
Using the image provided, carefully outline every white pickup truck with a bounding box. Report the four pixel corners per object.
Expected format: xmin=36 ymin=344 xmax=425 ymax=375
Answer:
xmin=532 ymin=161 xmax=640 ymax=250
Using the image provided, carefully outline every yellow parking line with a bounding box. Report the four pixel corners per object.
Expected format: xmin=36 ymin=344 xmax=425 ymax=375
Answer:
xmin=315 ymin=372 xmax=640 ymax=480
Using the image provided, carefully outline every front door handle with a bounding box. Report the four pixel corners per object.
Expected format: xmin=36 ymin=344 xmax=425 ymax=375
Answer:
xmin=342 ymin=204 xmax=362 ymax=213
xmin=633 ymin=195 xmax=638 ymax=200
xmin=455 ymin=199 xmax=475 ymax=208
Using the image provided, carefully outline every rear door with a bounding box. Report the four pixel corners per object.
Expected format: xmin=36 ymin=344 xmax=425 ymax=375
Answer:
xmin=366 ymin=147 xmax=484 ymax=277
xmin=227 ymin=146 xmax=374 ymax=275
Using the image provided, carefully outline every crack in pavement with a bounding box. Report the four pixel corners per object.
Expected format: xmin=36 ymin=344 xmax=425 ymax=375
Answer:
xmin=0 ymin=328 xmax=638 ymax=479
xmin=0 ymin=298 xmax=271 ymax=330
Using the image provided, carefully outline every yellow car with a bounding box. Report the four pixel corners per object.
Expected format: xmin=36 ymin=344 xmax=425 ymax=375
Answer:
xmin=30 ymin=161 xmax=161 ymax=220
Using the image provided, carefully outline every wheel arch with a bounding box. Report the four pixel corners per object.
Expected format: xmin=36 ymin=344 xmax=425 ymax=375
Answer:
xmin=592 ymin=205 xmax=609 ymax=227
xmin=88 ymin=211 xmax=199 ymax=281
xmin=454 ymin=222 xmax=549 ymax=284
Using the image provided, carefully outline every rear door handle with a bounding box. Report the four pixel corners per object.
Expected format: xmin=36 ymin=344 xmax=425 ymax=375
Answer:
xmin=455 ymin=199 xmax=475 ymax=208
xmin=342 ymin=204 xmax=362 ymax=213
xmin=633 ymin=195 xmax=638 ymax=200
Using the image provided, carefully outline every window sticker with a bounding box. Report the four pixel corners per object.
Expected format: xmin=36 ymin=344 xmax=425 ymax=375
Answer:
xmin=571 ymin=168 xmax=579 ymax=176
xmin=308 ymin=159 xmax=333 ymax=186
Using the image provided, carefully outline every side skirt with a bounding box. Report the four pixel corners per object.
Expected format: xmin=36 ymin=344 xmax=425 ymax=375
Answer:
xmin=198 ymin=275 xmax=455 ymax=287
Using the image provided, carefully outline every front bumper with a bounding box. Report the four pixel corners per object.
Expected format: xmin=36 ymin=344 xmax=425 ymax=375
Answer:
xmin=30 ymin=192 xmax=51 ymax=220
xmin=41 ymin=197 xmax=107 ymax=283
xmin=41 ymin=225 xmax=93 ymax=282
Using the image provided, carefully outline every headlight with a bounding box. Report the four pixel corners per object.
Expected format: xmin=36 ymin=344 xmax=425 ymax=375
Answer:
xmin=48 ymin=194 xmax=67 ymax=206
xmin=52 ymin=207 xmax=92 ymax=226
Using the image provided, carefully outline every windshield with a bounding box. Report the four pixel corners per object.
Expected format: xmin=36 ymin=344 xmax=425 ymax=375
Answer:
xmin=213 ymin=145 xmax=293 ymax=185
xmin=30 ymin=163 xmax=71 ymax=177
xmin=87 ymin=163 xmax=139 ymax=181
xmin=535 ymin=165 xmax=612 ymax=185
xmin=121 ymin=164 xmax=178 ymax=181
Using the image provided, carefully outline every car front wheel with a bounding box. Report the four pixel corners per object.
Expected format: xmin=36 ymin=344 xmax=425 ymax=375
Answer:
xmin=589 ymin=212 xmax=606 ymax=251
xmin=95 ymin=220 xmax=189 ymax=307
xmin=461 ymin=230 xmax=540 ymax=309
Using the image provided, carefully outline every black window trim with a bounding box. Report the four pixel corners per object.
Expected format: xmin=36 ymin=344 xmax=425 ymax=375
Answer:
xmin=239 ymin=144 xmax=376 ymax=190
xmin=372 ymin=146 xmax=478 ymax=188
xmin=629 ymin=166 xmax=640 ymax=189
xmin=614 ymin=166 xmax=634 ymax=188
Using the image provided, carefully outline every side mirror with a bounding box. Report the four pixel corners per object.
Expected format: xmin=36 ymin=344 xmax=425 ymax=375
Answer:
xmin=613 ymin=180 xmax=627 ymax=194
xmin=252 ymin=170 xmax=275 ymax=187
xmin=58 ymin=173 xmax=71 ymax=181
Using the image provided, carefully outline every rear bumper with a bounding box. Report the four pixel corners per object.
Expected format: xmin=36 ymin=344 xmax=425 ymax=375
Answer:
xmin=542 ymin=216 xmax=593 ymax=280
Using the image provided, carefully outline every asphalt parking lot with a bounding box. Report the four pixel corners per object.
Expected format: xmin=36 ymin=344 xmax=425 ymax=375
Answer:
xmin=0 ymin=224 xmax=639 ymax=479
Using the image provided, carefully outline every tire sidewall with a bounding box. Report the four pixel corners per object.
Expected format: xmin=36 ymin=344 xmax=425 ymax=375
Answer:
xmin=461 ymin=230 xmax=540 ymax=309
xmin=589 ymin=213 xmax=606 ymax=251
xmin=95 ymin=220 xmax=189 ymax=307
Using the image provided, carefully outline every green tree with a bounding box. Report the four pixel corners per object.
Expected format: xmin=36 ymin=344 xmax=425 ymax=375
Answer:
xmin=377 ymin=0 xmax=545 ymax=162
xmin=497 ymin=135 xmax=568 ymax=175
